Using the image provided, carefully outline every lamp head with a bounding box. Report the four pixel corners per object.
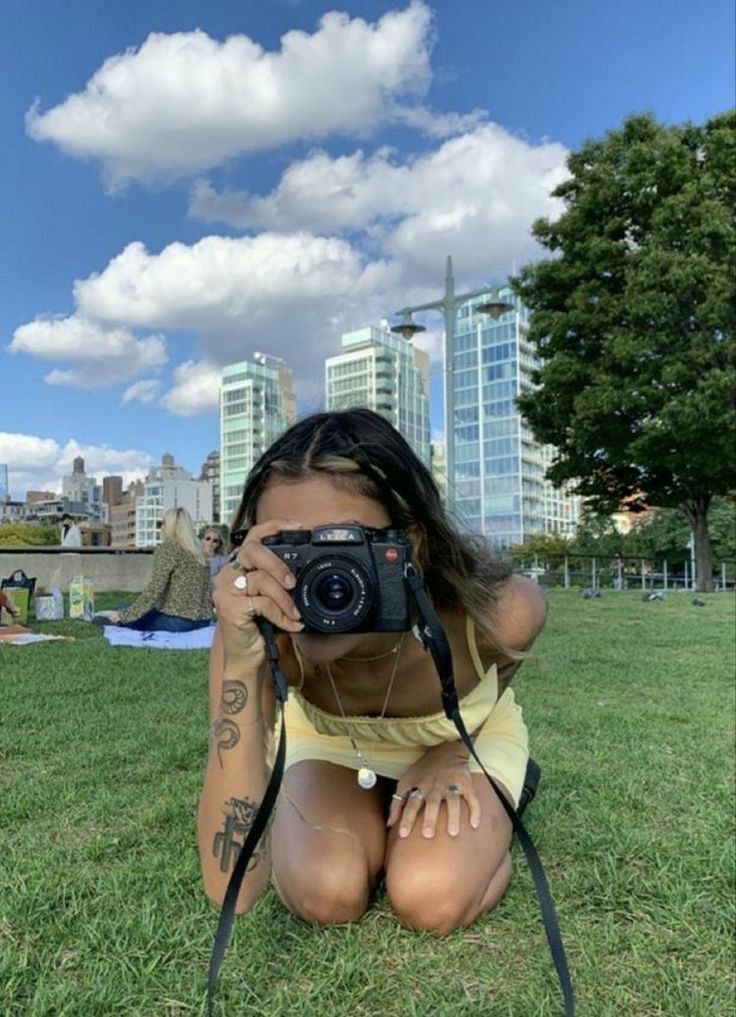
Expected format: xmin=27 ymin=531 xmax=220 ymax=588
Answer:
xmin=390 ymin=311 xmax=426 ymax=341
xmin=477 ymin=299 xmax=514 ymax=320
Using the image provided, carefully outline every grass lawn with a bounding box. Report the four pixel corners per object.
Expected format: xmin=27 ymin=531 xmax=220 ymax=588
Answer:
xmin=1 ymin=590 xmax=734 ymax=1016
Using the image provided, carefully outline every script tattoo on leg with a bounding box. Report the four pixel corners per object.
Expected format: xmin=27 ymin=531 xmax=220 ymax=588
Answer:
xmin=212 ymin=796 xmax=265 ymax=873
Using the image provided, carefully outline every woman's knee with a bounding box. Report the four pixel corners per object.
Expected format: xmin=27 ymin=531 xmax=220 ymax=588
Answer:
xmin=386 ymin=851 xmax=512 ymax=936
xmin=273 ymin=850 xmax=373 ymax=925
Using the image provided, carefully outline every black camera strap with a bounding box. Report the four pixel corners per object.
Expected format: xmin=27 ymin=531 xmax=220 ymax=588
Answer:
xmin=404 ymin=564 xmax=574 ymax=1017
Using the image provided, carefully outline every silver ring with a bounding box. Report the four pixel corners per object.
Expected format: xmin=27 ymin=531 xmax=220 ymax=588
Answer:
xmin=391 ymin=793 xmax=406 ymax=803
xmin=446 ymin=784 xmax=460 ymax=796
xmin=234 ymin=574 xmax=249 ymax=591
xmin=409 ymin=788 xmax=425 ymax=801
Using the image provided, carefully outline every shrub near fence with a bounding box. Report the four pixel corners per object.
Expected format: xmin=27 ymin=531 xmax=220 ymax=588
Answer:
xmin=510 ymin=553 xmax=736 ymax=592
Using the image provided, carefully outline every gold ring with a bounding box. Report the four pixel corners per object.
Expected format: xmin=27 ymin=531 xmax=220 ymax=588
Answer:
xmin=246 ymin=597 xmax=256 ymax=617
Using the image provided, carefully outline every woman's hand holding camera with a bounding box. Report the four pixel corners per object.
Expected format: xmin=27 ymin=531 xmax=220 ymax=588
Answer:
xmin=213 ymin=518 xmax=305 ymax=669
xmin=387 ymin=740 xmax=481 ymax=840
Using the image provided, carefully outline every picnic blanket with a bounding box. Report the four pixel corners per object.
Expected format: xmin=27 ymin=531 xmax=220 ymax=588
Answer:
xmin=103 ymin=624 xmax=216 ymax=650
xmin=0 ymin=625 xmax=75 ymax=645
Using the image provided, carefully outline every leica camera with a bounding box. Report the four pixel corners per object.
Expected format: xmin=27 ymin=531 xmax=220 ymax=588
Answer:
xmin=262 ymin=524 xmax=412 ymax=634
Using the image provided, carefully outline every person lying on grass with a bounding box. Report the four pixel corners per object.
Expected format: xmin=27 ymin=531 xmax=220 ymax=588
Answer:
xmin=197 ymin=408 xmax=546 ymax=934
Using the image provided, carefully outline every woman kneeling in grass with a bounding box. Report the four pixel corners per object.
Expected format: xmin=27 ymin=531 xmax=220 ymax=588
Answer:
xmin=197 ymin=408 xmax=545 ymax=933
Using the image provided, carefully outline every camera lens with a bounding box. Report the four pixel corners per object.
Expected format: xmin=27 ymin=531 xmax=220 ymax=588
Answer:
xmin=315 ymin=573 xmax=353 ymax=611
xmin=298 ymin=556 xmax=372 ymax=633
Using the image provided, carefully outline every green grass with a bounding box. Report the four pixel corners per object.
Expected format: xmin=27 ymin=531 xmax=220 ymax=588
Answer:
xmin=1 ymin=591 xmax=734 ymax=1016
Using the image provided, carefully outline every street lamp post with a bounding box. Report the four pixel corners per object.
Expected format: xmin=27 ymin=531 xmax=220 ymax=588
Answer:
xmin=391 ymin=255 xmax=513 ymax=509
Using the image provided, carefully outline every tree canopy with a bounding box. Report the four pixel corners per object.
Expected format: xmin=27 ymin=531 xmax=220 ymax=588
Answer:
xmin=0 ymin=523 xmax=59 ymax=547
xmin=514 ymin=111 xmax=736 ymax=589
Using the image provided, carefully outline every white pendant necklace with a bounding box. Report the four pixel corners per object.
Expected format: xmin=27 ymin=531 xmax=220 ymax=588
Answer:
xmin=324 ymin=631 xmax=407 ymax=790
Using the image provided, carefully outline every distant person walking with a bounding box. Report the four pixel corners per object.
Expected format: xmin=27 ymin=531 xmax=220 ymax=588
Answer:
xmin=105 ymin=507 xmax=213 ymax=632
xmin=59 ymin=514 xmax=82 ymax=547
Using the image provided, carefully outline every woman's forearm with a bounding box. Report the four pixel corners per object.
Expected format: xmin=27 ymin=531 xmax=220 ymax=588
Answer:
xmin=197 ymin=662 xmax=274 ymax=913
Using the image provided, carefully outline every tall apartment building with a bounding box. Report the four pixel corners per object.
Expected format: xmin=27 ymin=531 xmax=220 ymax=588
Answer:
xmin=102 ymin=476 xmax=123 ymax=506
xmin=0 ymin=464 xmax=8 ymax=503
xmin=199 ymin=451 xmax=221 ymax=523
xmin=449 ymin=282 xmax=580 ymax=547
xmin=62 ymin=456 xmax=102 ymax=519
xmin=135 ymin=453 xmax=213 ymax=547
xmin=220 ymin=354 xmax=296 ymax=524
xmin=325 ymin=324 xmax=431 ymax=465
xmin=110 ymin=480 xmax=144 ymax=548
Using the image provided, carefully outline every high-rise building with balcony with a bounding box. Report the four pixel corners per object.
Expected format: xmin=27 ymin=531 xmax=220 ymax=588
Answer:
xmin=325 ymin=324 xmax=431 ymax=465
xmin=135 ymin=454 xmax=213 ymax=547
xmin=450 ymin=283 xmax=580 ymax=547
xmin=219 ymin=354 xmax=296 ymax=524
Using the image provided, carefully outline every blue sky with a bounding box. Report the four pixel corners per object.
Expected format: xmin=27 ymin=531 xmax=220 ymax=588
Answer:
xmin=1 ymin=0 xmax=733 ymax=500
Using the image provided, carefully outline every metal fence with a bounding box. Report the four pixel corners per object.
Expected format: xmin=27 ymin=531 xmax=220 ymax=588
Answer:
xmin=509 ymin=553 xmax=735 ymax=592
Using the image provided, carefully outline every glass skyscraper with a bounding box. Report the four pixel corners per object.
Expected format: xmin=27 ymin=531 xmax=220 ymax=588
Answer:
xmin=326 ymin=324 xmax=431 ymax=465
xmin=450 ymin=284 xmax=579 ymax=547
xmin=219 ymin=354 xmax=296 ymax=524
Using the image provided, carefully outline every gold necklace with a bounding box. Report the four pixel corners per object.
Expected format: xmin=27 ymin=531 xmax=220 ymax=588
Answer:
xmin=342 ymin=637 xmax=403 ymax=663
xmin=324 ymin=631 xmax=407 ymax=790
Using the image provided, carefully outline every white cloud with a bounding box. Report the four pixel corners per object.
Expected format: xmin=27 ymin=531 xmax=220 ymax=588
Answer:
xmin=122 ymin=379 xmax=162 ymax=405
xmin=393 ymin=104 xmax=487 ymax=138
xmin=0 ymin=433 xmax=154 ymax=500
xmin=8 ymin=316 xmax=167 ymax=387
xmin=411 ymin=326 xmax=444 ymax=365
xmin=9 ymin=231 xmax=405 ymax=411
xmin=160 ymin=361 xmax=222 ymax=417
xmin=12 ymin=120 xmax=567 ymax=413
xmin=189 ymin=124 xmax=568 ymax=277
xmin=73 ymin=233 xmax=384 ymax=329
xmin=26 ymin=3 xmax=437 ymax=189
xmin=67 ymin=231 xmax=407 ymax=410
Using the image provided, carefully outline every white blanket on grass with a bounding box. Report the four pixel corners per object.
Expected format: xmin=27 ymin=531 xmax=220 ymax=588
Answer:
xmin=103 ymin=624 xmax=216 ymax=650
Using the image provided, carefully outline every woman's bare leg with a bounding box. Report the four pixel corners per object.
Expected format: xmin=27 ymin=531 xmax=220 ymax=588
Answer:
xmin=384 ymin=774 xmax=513 ymax=936
xmin=271 ymin=761 xmax=388 ymax=924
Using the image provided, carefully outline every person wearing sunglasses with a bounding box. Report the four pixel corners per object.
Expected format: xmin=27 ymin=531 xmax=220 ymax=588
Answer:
xmin=201 ymin=528 xmax=229 ymax=580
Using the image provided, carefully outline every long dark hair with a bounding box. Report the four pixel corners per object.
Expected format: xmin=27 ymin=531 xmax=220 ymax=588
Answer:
xmin=230 ymin=408 xmax=513 ymax=653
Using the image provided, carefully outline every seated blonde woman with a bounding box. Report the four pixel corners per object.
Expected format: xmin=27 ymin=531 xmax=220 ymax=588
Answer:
xmin=106 ymin=507 xmax=213 ymax=633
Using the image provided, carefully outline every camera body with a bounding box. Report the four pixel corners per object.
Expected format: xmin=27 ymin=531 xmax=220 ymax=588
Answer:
xmin=263 ymin=525 xmax=412 ymax=634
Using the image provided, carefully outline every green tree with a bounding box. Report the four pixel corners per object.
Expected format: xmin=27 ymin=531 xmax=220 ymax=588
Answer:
xmin=510 ymin=532 xmax=572 ymax=569
xmin=0 ymin=523 xmax=59 ymax=547
xmin=703 ymin=497 xmax=736 ymax=575
xmin=624 ymin=509 xmax=690 ymax=564
xmin=569 ymin=510 xmax=625 ymax=561
xmin=515 ymin=111 xmax=736 ymax=591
